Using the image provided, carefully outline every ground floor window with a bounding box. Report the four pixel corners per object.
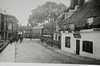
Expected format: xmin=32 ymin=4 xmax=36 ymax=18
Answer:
xmin=65 ymin=37 xmax=70 ymax=48
xmin=58 ymin=36 xmax=61 ymax=41
xmin=83 ymin=41 xmax=93 ymax=53
xmin=55 ymin=34 xmax=57 ymax=40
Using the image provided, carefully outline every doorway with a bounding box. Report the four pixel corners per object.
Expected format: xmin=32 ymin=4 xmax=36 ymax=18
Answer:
xmin=76 ymin=40 xmax=80 ymax=55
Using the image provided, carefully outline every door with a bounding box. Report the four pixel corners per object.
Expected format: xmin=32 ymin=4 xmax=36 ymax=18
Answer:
xmin=76 ymin=40 xmax=80 ymax=55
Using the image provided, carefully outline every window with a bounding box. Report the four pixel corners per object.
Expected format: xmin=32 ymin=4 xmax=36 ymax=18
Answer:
xmin=58 ymin=36 xmax=61 ymax=41
xmin=55 ymin=34 xmax=57 ymax=40
xmin=83 ymin=41 xmax=93 ymax=53
xmin=65 ymin=37 xmax=70 ymax=48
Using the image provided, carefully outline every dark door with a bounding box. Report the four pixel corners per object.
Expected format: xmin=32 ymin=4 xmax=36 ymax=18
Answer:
xmin=76 ymin=40 xmax=80 ymax=55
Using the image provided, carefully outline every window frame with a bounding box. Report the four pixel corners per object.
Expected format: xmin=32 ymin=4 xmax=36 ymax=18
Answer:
xmin=82 ymin=40 xmax=93 ymax=54
xmin=65 ymin=36 xmax=71 ymax=48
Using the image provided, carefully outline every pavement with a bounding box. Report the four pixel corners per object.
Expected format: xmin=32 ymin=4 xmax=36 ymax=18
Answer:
xmin=0 ymin=43 xmax=15 ymax=62
xmin=0 ymin=39 xmax=100 ymax=64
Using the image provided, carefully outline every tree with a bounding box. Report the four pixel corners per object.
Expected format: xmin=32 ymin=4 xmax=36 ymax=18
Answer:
xmin=28 ymin=2 xmax=67 ymax=27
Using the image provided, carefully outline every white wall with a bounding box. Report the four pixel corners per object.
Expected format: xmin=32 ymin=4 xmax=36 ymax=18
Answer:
xmin=61 ymin=31 xmax=77 ymax=54
xmin=61 ymin=31 xmax=100 ymax=60
xmin=80 ymin=31 xmax=100 ymax=59
xmin=53 ymin=33 xmax=60 ymax=41
xmin=53 ymin=33 xmax=56 ymax=40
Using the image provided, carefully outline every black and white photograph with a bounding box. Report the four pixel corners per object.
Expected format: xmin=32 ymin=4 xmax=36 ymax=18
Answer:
xmin=0 ymin=0 xmax=100 ymax=65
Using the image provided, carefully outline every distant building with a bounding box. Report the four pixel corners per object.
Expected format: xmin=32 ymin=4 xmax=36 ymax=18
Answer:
xmin=0 ymin=12 xmax=18 ymax=40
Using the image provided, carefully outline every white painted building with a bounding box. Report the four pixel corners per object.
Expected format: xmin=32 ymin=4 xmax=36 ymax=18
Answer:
xmin=61 ymin=31 xmax=79 ymax=54
xmin=53 ymin=32 xmax=61 ymax=41
xmin=61 ymin=28 xmax=100 ymax=60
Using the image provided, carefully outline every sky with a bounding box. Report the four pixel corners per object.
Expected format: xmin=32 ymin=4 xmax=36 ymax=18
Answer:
xmin=0 ymin=0 xmax=71 ymax=25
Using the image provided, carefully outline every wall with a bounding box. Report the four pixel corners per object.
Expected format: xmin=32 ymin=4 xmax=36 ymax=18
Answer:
xmin=80 ymin=31 xmax=100 ymax=59
xmin=61 ymin=30 xmax=100 ymax=60
xmin=61 ymin=31 xmax=77 ymax=54
xmin=53 ymin=33 xmax=56 ymax=40
xmin=53 ymin=33 xmax=61 ymax=41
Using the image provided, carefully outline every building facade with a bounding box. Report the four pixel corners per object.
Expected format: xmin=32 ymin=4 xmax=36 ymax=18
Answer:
xmin=60 ymin=0 xmax=100 ymax=60
xmin=61 ymin=29 xmax=100 ymax=60
xmin=0 ymin=12 xmax=18 ymax=41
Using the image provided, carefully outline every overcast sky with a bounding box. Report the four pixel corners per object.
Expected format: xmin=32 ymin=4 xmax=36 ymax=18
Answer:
xmin=0 ymin=0 xmax=71 ymax=25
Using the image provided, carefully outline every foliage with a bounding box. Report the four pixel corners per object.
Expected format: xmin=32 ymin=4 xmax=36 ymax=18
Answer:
xmin=28 ymin=2 xmax=67 ymax=27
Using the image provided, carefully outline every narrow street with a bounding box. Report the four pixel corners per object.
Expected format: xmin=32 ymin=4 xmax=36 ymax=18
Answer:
xmin=16 ymin=39 xmax=71 ymax=63
xmin=0 ymin=39 xmax=100 ymax=64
